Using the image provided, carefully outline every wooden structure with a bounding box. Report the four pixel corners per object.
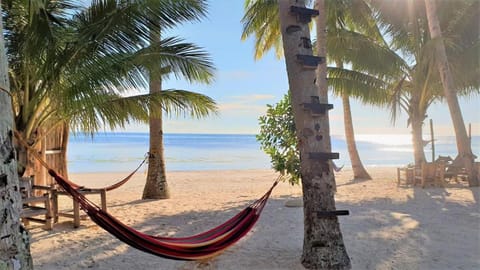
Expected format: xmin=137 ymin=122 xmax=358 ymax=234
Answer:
xmin=19 ymin=176 xmax=53 ymax=230
xmin=28 ymin=124 xmax=69 ymax=188
xmin=414 ymin=162 xmax=446 ymax=188
xmin=52 ymin=188 xmax=107 ymax=228
xmin=397 ymin=166 xmax=415 ymax=186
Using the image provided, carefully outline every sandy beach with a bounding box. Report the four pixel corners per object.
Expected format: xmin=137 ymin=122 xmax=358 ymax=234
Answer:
xmin=27 ymin=167 xmax=479 ymax=270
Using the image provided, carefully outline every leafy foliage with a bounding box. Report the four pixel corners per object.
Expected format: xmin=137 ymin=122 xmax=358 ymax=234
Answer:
xmin=2 ymin=0 xmax=217 ymax=141
xmin=257 ymin=93 xmax=299 ymax=185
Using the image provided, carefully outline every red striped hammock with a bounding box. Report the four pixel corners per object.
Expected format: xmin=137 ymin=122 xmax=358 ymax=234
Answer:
xmin=47 ymin=169 xmax=278 ymax=260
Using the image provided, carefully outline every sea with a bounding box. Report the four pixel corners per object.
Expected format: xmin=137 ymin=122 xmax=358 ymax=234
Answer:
xmin=67 ymin=133 xmax=480 ymax=173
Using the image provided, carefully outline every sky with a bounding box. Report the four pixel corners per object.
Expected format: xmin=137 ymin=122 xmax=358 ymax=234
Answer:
xmin=126 ymin=0 xmax=479 ymax=137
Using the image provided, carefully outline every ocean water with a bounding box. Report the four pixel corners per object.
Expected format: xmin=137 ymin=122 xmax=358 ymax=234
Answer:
xmin=67 ymin=133 xmax=480 ymax=173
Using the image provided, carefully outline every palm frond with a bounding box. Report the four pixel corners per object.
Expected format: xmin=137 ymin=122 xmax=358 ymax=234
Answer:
xmin=241 ymin=0 xmax=282 ymax=60
xmin=67 ymin=90 xmax=218 ymax=133
xmin=327 ymin=67 xmax=389 ymax=104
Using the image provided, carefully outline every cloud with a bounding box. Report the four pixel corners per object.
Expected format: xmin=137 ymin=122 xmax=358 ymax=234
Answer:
xmin=218 ymin=94 xmax=276 ymax=114
xmin=230 ymin=94 xmax=276 ymax=102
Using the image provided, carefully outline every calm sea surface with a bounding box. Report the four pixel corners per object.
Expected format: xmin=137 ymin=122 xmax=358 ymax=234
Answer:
xmin=67 ymin=133 xmax=480 ymax=173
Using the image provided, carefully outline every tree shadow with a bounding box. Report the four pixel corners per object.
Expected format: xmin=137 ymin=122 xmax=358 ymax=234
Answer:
xmin=26 ymin=185 xmax=480 ymax=270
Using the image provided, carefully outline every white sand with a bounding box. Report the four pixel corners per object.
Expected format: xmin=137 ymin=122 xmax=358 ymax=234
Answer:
xmin=28 ymin=167 xmax=480 ymax=270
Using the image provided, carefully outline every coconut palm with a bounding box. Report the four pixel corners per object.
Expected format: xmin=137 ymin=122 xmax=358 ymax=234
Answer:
xmin=3 ymin=0 xmax=217 ymax=186
xmin=242 ymin=0 xmax=400 ymax=180
xmin=370 ymin=0 xmax=479 ymax=177
xmin=0 ymin=5 xmax=33 ymax=267
xmin=276 ymin=1 xmax=351 ymax=268
xmin=423 ymin=0 xmax=478 ymax=186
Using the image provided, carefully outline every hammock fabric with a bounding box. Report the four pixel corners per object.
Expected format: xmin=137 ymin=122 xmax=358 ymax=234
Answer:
xmin=14 ymin=131 xmax=278 ymax=260
xmin=48 ymin=168 xmax=278 ymax=260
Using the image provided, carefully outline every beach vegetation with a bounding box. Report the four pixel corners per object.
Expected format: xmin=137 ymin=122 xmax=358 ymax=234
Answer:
xmin=423 ymin=0 xmax=479 ymax=186
xmin=369 ymin=0 xmax=479 ymax=183
xmin=2 ymin=0 xmax=217 ymax=181
xmin=257 ymin=93 xmax=300 ymax=185
xmin=242 ymin=0 xmax=391 ymax=180
xmin=244 ymin=0 xmax=479 ymax=183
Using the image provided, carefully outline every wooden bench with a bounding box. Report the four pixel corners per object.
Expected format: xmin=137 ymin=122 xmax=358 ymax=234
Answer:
xmin=52 ymin=188 xmax=107 ymax=228
xmin=19 ymin=176 xmax=53 ymax=230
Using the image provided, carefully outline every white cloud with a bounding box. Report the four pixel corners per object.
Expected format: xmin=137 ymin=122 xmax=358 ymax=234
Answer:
xmin=218 ymin=94 xmax=276 ymax=113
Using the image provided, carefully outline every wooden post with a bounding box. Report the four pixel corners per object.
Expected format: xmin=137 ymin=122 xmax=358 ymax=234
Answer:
xmin=430 ymin=119 xmax=435 ymax=162
xmin=468 ymin=123 xmax=472 ymax=146
xmin=73 ymin=199 xmax=80 ymax=228
xmin=100 ymin=189 xmax=107 ymax=212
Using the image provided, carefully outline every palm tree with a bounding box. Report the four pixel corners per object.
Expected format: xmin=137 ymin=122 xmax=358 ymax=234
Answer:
xmin=424 ymin=0 xmax=478 ymax=186
xmin=277 ymin=0 xmax=350 ymax=268
xmin=322 ymin=0 xmax=400 ymax=180
xmin=3 ymin=0 xmax=217 ymax=185
xmin=242 ymin=0 xmax=392 ymax=180
xmin=0 ymin=5 xmax=33 ymax=267
xmin=143 ymin=24 xmax=215 ymax=199
xmin=371 ymin=0 xmax=479 ymax=173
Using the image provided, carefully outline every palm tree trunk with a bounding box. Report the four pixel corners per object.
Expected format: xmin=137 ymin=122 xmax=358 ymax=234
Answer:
xmin=143 ymin=30 xmax=170 ymax=200
xmin=411 ymin=114 xmax=426 ymax=167
xmin=0 ymin=7 xmax=33 ymax=267
xmin=341 ymin=93 xmax=371 ymax=180
xmin=279 ymin=1 xmax=350 ymax=269
xmin=408 ymin=91 xmax=427 ymax=167
xmin=424 ymin=0 xmax=478 ymax=186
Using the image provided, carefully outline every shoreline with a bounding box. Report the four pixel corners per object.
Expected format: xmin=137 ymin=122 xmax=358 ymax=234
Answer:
xmin=67 ymin=164 xmax=409 ymax=176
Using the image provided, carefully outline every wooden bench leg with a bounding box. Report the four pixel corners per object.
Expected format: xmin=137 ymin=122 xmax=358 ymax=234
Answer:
xmin=100 ymin=189 xmax=107 ymax=212
xmin=73 ymin=199 xmax=80 ymax=228
xmin=52 ymin=190 xmax=59 ymax=223
xmin=45 ymin=196 xmax=53 ymax=230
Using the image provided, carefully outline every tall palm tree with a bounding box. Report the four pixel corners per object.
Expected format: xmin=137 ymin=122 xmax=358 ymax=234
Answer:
xmin=424 ymin=0 xmax=478 ymax=186
xmin=371 ymin=0 xmax=479 ymax=171
xmin=277 ymin=1 xmax=351 ymax=268
xmin=323 ymin=0 xmax=399 ymax=180
xmin=242 ymin=0 xmax=395 ymax=180
xmin=3 ymin=0 xmax=217 ymax=184
xmin=142 ymin=25 xmax=215 ymax=199
xmin=0 ymin=4 xmax=33 ymax=267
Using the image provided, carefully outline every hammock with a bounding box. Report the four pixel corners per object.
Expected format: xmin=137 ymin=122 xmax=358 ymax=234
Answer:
xmin=67 ymin=154 xmax=148 ymax=191
xmin=48 ymin=168 xmax=278 ymax=260
xmin=15 ymin=131 xmax=279 ymax=260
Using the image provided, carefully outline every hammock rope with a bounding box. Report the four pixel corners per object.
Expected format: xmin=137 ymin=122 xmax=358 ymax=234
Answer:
xmin=14 ymin=130 xmax=146 ymax=191
xmin=14 ymin=131 xmax=279 ymax=260
xmin=67 ymin=153 xmax=148 ymax=191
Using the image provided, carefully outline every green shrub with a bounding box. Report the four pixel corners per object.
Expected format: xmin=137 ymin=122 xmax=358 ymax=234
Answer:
xmin=257 ymin=93 xmax=300 ymax=185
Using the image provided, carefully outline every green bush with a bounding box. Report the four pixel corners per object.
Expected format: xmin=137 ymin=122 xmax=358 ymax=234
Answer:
xmin=257 ymin=93 xmax=300 ymax=185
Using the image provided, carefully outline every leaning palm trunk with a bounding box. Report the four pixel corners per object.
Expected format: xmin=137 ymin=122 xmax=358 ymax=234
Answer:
xmin=279 ymin=1 xmax=350 ymax=269
xmin=342 ymin=93 xmax=371 ymax=180
xmin=0 ymin=7 xmax=33 ymax=268
xmin=337 ymin=60 xmax=371 ymax=180
xmin=424 ymin=0 xmax=478 ymax=186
